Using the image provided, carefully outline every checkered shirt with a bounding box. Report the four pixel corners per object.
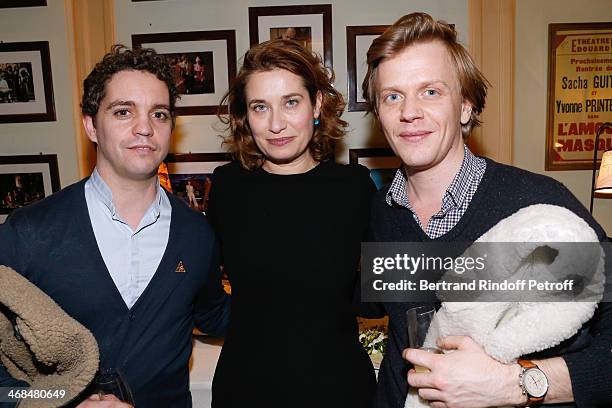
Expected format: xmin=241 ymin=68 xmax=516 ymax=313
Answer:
xmin=385 ymin=145 xmax=486 ymax=238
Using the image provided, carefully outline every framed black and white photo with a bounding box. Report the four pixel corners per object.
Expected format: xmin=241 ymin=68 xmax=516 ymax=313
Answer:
xmin=349 ymin=148 xmax=400 ymax=190
xmin=0 ymin=41 xmax=55 ymax=123
xmin=0 ymin=0 xmax=47 ymax=8
xmin=163 ymin=153 xmax=232 ymax=213
xmin=0 ymin=154 xmax=60 ymax=223
xmin=249 ymin=4 xmax=333 ymax=69
xmin=132 ymin=30 xmax=237 ymax=115
xmin=346 ymin=25 xmax=388 ymax=111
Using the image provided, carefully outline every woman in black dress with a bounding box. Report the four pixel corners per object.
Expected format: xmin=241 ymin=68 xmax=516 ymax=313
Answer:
xmin=208 ymin=39 xmax=376 ymax=408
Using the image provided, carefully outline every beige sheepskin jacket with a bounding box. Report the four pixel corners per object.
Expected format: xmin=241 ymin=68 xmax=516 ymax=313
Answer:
xmin=0 ymin=265 xmax=99 ymax=407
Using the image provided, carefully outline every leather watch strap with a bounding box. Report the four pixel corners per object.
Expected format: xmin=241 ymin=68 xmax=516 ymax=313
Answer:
xmin=517 ymin=359 xmax=545 ymax=406
xmin=518 ymin=359 xmax=537 ymax=370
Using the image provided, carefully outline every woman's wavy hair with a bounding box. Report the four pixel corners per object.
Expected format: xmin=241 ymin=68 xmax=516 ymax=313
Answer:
xmin=219 ymin=39 xmax=347 ymax=170
xmin=81 ymin=44 xmax=179 ymax=128
xmin=362 ymin=12 xmax=489 ymax=139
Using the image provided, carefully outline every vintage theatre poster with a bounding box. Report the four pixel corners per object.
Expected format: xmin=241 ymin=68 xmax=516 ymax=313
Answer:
xmin=546 ymin=22 xmax=612 ymax=170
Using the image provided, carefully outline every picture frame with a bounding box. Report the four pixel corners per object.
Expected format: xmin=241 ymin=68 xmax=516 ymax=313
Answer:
xmin=0 ymin=0 xmax=47 ymax=8
xmin=545 ymin=22 xmax=612 ymax=171
xmin=0 ymin=154 xmax=61 ymax=223
xmin=349 ymin=148 xmax=400 ymax=190
xmin=248 ymin=4 xmax=333 ymax=69
xmin=0 ymin=41 xmax=56 ymax=123
xmin=163 ymin=153 xmax=232 ymax=213
xmin=132 ymin=30 xmax=237 ymax=115
xmin=346 ymin=25 xmax=389 ymax=111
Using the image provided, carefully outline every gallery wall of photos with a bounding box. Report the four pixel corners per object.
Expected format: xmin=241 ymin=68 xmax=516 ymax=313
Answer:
xmin=115 ymin=1 xmax=468 ymax=207
xmin=0 ymin=1 xmax=466 ymax=217
xmin=0 ymin=0 xmax=469 ymax=214
xmin=1 ymin=0 xmax=75 ymax=215
xmin=3 ymin=0 xmax=610 ymax=233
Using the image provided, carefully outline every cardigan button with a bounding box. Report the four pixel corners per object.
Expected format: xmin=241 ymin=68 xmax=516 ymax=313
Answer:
xmin=129 ymin=312 xmax=135 ymax=320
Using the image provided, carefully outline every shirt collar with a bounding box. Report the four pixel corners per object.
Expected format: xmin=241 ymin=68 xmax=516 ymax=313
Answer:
xmin=385 ymin=168 xmax=409 ymax=208
xmin=444 ymin=145 xmax=478 ymax=209
xmin=89 ymin=168 xmax=116 ymax=216
xmin=385 ymin=144 xmax=478 ymax=212
xmin=89 ymin=168 xmax=163 ymax=221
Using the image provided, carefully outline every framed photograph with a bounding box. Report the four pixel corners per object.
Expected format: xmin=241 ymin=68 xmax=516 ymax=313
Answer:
xmin=349 ymin=148 xmax=400 ymax=190
xmin=0 ymin=41 xmax=56 ymax=123
xmin=248 ymin=4 xmax=333 ymax=69
xmin=164 ymin=153 xmax=232 ymax=213
xmin=132 ymin=30 xmax=237 ymax=115
xmin=0 ymin=154 xmax=60 ymax=223
xmin=346 ymin=25 xmax=389 ymax=111
xmin=546 ymin=22 xmax=612 ymax=171
xmin=0 ymin=0 xmax=47 ymax=8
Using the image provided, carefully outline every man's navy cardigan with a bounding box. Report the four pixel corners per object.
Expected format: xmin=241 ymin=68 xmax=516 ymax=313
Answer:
xmin=0 ymin=179 xmax=230 ymax=407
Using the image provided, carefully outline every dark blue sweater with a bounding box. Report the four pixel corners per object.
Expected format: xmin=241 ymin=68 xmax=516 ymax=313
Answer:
xmin=0 ymin=179 xmax=230 ymax=407
xmin=371 ymin=159 xmax=612 ymax=408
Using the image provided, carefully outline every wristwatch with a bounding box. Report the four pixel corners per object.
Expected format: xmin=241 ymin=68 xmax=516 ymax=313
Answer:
xmin=517 ymin=359 xmax=549 ymax=406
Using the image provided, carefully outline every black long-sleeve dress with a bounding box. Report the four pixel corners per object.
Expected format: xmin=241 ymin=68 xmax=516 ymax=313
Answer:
xmin=208 ymin=160 xmax=377 ymax=408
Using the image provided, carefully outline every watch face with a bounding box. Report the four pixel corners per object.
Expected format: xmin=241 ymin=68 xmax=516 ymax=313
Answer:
xmin=524 ymin=368 xmax=549 ymax=398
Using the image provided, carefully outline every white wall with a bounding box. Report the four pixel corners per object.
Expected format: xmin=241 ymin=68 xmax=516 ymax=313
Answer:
xmin=0 ymin=0 xmax=79 ymax=187
xmin=114 ymin=0 xmax=469 ymax=161
xmin=515 ymin=0 xmax=612 ymax=234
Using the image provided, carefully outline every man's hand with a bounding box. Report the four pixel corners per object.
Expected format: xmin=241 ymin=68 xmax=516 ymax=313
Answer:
xmin=76 ymin=394 xmax=134 ymax=407
xmin=403 ymin=335 xmax=524 ymax=408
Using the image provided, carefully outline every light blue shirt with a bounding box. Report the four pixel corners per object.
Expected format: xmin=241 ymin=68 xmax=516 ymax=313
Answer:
xmin=85 ymin=169 xmax=171 ymax=309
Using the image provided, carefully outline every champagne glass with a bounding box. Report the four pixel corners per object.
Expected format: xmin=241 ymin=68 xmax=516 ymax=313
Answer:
xmin=406 ymin=305 xmax=441 ymax=372
xmin=93 ymin=368 xmax=135 ymax=405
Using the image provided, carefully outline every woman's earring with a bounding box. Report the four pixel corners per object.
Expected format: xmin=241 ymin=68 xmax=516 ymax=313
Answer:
xmin=313 ymin=118 xmax=320 ymax=126
xmin=461 ymin=109 xmax=472 ymax=126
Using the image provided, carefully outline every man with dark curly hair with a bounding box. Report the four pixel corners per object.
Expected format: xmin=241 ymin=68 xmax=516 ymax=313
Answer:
xmin=0 ymin=45 xmax=229 ymax=407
